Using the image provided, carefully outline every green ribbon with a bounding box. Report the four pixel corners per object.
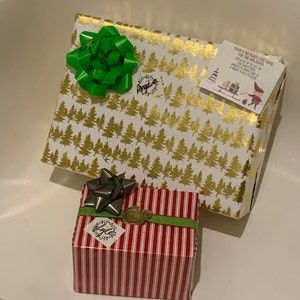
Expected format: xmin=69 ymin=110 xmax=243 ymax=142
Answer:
xmin=78 ymin=206 xmax=199 ymax=231
xmin=66 ymin=26 xmax=138 ymax=97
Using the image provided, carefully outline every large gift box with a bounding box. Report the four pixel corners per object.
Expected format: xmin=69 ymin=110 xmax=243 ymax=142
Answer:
xmin=42 ymin=13 xmax=285 ymax=219
xmin=72 ymin=182 xmax=200 ymax=299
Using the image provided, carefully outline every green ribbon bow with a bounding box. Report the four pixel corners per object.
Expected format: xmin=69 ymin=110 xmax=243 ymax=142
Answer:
xmin=66 ymin=26 xmax=138 ymax=97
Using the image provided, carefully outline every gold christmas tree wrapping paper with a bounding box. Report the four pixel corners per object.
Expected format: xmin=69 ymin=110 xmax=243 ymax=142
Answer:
xmin=42 ymin=13 xmax=285 ymax=219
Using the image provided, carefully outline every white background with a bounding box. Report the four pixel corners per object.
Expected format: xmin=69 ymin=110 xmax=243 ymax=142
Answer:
xmin=0 ymin=1 xmax=299 ymax=300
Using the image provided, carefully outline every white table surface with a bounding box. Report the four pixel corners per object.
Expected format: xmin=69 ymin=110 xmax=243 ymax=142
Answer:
xmin=1 ymin=1 xmax=300 ymax=299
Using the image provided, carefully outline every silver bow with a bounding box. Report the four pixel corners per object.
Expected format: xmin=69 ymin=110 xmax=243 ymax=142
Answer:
xmin=84 ymin=168 xmax=136 ymax=215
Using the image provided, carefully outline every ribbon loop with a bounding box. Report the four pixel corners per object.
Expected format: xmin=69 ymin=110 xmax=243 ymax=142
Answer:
xmin=66 ymin=25 xmax=138 ymax=98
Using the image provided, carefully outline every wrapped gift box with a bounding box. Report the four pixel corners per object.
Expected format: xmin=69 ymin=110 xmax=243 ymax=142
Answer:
xmin=72 ymin=185 xmax=200 ymax=299
xmin=42 ymin=13 xmax=285 ymax=219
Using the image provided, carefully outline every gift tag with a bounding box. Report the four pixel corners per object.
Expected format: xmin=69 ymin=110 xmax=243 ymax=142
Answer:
xmin=84 ymin=217 xmax=125 ymax=247
xmin=201 ymin=40 xmax=285 ymax=114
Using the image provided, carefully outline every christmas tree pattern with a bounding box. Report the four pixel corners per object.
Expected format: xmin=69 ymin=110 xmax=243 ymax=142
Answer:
xmin=212 ymin=199 xmax=222 ymax=213
xmin=180 ymin=163 xmax=193 ymax=186
xmin=73 ymin=132 xmax=82 ymax=149
xmin=114 ymin=120 xmax=124 ymax=137
xmin=54 ymin=92 xmax=256 ymax=151
xmin=225 ymin=155 xmax=241 ymax=178
xmin=201 ymin=174 xmax=215 ymax=196
xmin=158 ymin=56 xmax=167 ymax=72
xmin=170 ymin=86 xmax=184 ymax=108
xmin=54 ymin=101 xmax=68 ymax=122
xmin=218 ymin=153 xmax=228 ymax=171
xmin=80 ymin=134 xmax=94 ymax=156
xmin=213 ymin=124 xmax=223 ymax=141
xmin=202 ymin=96 xmax=214 ymax=114
xmin=256 ymin=108 xmax=269 ymax=129
xmin=50 ymin=149 xmax=59 ymax=165
xmin=187 ymin=143 xmax=197 ymax=160
xmin=215 ymin=178 xmax=225 ymax=196
xmin=103 ymin=116 xmax=116 ymax=138
xmin=70 ymin=156 xmax=79 ymax=171
xmin=230 ymin=126 xmax=245 ymax=148
xmin=100 ymin=142 xmax=112 ymax=161
xmin=247 ymin=134 xmax=255 ymax=153
xmin=136 ymin=127 xmax=146 ymax=144
xmin=143 ymin=52 xmax=158 ymax=73
xmin=197 ymin=120 xmax=213 ymax=143
xmin=59 ymin=152 xmax=71 ymax=168
xmin=190 ymin=119 xmax=200 ymax=135
xmin=162 ymin=161 xmax=172 ymax=178
xmin=111 ymin=144 xmax=121 ymax=161
xmin=172 ymin=139 xmax=187 ymax=161
xmin=77 ymin=88 xmax=89 ymax=104
xmin=141 ymin=154 xmax=150 ymax=171
xmin=160 ymin=109 xmax=170 ymax=126
xmin=174 ymin=58 xmax=189 ymax=79
xmin=153 ymin=128 xmax=166 ymax=150
xmin=106 ymin=94 xmax=120 ymax=110
xmin=60 ymin=73 xmax=71 ymax=95
xmin=126 ymin=97 xmax=139 ymax=116
xmin=88 ymin=158 xmax=100 ymax=177
xmin=145 ymin=105 xmax=159 ymax=126
xmin=139 ymin=102 xmax=148 ymax=120
xmin=136 ymin=49 xmax=146 ymax=65
xmin=41 ymin=142 xmax=51 ymax=163
xmin=223 ymin=182 xmax=236 ymax=198
xmin=204 ymin=145 xmax=219 ymax=168
xmin=164 ymin=59 xmax=176 ymax=75
xmin=93 ymin=139 xmax=101 ymax=155
xmin=148 ymin=157 xmax=163 ymax=179
xmin=128 ymin=146 xmax=142 ymax=168
xmin=165 ymin=136 xmax=175 ymax=154
xmin=170 ymin=165 xmax=182 ymax=180
xmin=121 ymin=123 xmax=136 ymax=144
xmin=68 ymin=105 xmax=76 ymax=121
xmin=193 ymin=171 xmax=202 ymax=188
xmin=177 ymin=110 xmax=191 ymax=132
xmin=242 ymin=159 xmax=251 ymax=178
xmin=195 ymin=146 xmax=207 ymax=162
xmin=84 ymin=107 xmax=97 ymax=128
xmin=50 ymin=126 xmax=63 ymax=141
xmin=77 ymin=159 xmax=89 ymax=173
xmin=70 ymin=83 xmax=79 ymax=99
xmin=235 ymin=181 xmax=246 ymax=203
xmin=60 ymin=124 xmax=73 ymax=146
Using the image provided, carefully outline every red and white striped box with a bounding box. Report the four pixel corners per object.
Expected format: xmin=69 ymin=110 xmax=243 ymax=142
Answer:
xmin=72 ymin=185 xmax=200 ymax=300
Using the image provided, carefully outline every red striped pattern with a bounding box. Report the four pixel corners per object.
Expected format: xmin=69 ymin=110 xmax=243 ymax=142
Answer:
xmin=72 ymin=186 xmax=200 ymax=300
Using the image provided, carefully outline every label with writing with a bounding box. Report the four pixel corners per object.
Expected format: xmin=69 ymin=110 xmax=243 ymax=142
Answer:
xmin=201 ymin=40 xmax=285 ymax=114
xmin=84 ymin=217 xmax=125 ymax=247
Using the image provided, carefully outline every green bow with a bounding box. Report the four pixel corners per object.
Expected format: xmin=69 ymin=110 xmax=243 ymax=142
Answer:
xmin=66 ymin=26 xmax=138 ymax=97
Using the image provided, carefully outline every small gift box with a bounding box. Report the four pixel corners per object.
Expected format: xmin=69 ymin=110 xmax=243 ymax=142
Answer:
xmin=72 ymin=169 xmax=200 ymax=300
xmin=42 ymin=13 xmax=285 ymax=219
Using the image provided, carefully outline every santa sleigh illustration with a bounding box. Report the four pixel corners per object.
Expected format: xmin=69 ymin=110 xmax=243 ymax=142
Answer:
xmin=208 ymin=69 xmax=265 ymax=110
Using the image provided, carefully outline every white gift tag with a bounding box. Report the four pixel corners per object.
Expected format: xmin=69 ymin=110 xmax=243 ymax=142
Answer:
xmin=84 ymin=217 xmax=125 ymax=248
xmin=201 ymin=40 xmax=285 ymax=114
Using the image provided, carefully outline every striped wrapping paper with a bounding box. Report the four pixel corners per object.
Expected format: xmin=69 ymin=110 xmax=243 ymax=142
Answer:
xmin=72 ymin=185 xmax=200 ymax=300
